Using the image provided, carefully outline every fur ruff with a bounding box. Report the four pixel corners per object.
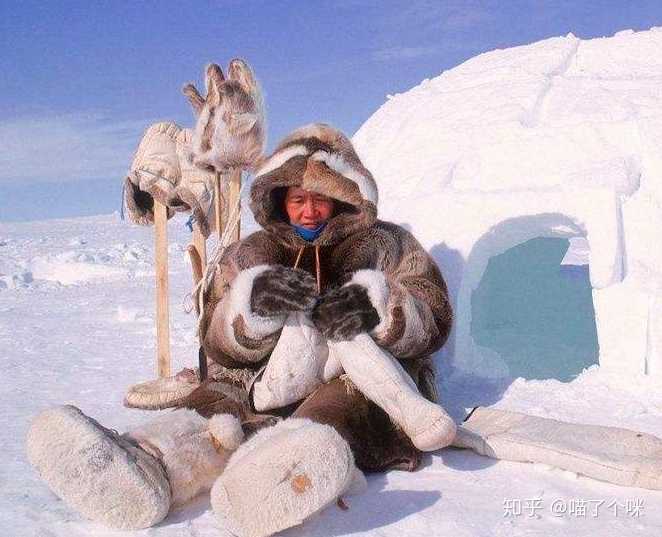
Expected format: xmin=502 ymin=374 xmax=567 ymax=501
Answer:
xmin=208 ymin=413 xmax=244 ymax=450
xmin=249 ymin=123 xmax=378 ymax=249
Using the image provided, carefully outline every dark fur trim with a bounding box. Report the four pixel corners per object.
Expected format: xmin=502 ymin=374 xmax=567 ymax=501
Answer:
xmin=123 ymin=175 xmax=175 ymax=225
xmin=232 ymin=316 xmax=281 ymax=352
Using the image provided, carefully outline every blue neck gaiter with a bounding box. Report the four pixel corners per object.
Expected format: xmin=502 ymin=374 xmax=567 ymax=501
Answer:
xmin=293 ymin=223 xmax=327 ymax=242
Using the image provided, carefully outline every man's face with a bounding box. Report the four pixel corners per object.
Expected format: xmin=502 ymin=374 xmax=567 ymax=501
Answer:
xmin=284 ymin=187 xmax=334 ymax=229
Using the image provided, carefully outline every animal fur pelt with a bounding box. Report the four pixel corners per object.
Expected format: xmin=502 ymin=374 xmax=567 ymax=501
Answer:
xmin=123 ymin=58 xmax=265 ymax=236
xmin=183 ymin=60 xmax=266 ymax=173
xmin=453 ymin=407 xmax=662 ymax=490
xmin=125 ymin=408 xmax=238 ymax=507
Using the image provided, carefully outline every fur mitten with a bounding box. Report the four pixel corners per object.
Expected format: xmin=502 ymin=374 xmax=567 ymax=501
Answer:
xmin=250 ymin=265 xmax=318 ymax=317
xmin=124 ymin=122 xmax=184 ymax=225
xmin=312 ymin=284 xmax=380 ymax=341
xmin=183 ymin=60 xmax=266 ymax=173
xmin=211 ymin=417 xmax=365 ymax=537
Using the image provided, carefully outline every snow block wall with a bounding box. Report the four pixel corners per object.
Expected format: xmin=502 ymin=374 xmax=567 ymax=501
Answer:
xmin=352 ymin=28 xmax=662 ymax=381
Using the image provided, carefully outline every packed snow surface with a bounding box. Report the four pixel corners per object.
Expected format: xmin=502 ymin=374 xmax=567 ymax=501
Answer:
xmin=3 ymin=27 xmax=662 ymax=537
xmin=3 ymin=213 xmax=662 ymax=536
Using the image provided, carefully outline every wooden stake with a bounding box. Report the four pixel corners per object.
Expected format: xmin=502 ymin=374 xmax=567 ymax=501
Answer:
xmin=186 ymin=244 xmax=204 ymax=286
xmin=154 ymin=201 xmax=171 ymax=378
xmin=229 ymin=169 xmax=242 ymax=242
xmin=214 ymin=172 xmax=223 ymax=241
xmin=192 ymin=226 xmax=207 ymax=271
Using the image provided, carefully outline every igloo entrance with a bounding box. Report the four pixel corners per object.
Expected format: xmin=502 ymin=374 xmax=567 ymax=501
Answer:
xmin=470 ymin=237 xmax=599 ymax=382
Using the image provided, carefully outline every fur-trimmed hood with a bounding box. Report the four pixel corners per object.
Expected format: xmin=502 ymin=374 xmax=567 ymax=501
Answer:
xmin=249 ymin=124 xmax=378 ymax=248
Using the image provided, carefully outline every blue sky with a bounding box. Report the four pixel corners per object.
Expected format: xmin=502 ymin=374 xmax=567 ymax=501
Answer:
xmin=2 ymin=0 xmax=662 ymax=221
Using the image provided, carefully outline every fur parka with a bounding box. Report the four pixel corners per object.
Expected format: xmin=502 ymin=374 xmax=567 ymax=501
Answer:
xmin=201 ymin=123 xmax=452 ymax=401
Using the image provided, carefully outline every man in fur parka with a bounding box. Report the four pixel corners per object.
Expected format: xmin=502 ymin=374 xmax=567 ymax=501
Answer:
xmin=27 ymin=119 xmax=456 ymax=536
xmin=200 ymin=122 xmax=456 ymax=471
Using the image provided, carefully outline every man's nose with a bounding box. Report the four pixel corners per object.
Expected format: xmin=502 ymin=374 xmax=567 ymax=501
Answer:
xmin=302 ymin=198 xmax=317 ymax=216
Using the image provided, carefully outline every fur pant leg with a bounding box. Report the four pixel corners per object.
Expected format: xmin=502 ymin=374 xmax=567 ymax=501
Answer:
xmin=293 ymin=377 xmax=422 ymax=472
xmin=211 ymin=417 xmax=362 ymax=537
xmin=125 ymin=408 xmax=234 ymax=508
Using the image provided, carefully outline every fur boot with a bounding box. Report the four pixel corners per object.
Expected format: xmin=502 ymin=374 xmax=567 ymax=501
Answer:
xmin=252 ymin=326 xmax=455 ymax=451
xmin=251 ymin=312 xmax=342 ymax=412
xmin=27 ymin=406 xmax=243 ymax=529
xmin=329 ymin=334 xmax=456 ymax=452
xmin=211 ymin=417 xmax=364 ymax=537
xmin=26 ymin=405 xmax=171 ymax=530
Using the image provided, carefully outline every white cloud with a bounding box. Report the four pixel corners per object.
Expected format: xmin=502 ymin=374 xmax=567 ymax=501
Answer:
xmin=372 ymin=46 xmax=439 ymax=62
xmin=0 ymin=112 xmax=152 ymax=183
xmin=374 ymin=1 xmax=495 ymax=39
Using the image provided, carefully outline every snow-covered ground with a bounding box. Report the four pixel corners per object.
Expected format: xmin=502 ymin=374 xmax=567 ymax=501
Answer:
xmin=2 ymin=213 xmax=662 ymax=537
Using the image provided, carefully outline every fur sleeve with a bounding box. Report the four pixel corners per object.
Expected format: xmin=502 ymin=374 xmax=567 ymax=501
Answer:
xmin=202 ymin=234 xmax=286 ymax=366
xmin=348 ymin=224 xmax=453 ymax=359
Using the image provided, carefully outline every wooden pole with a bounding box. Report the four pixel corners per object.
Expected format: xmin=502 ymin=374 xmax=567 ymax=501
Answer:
xmin=214 ymin=172 xmax=223 ymax=241
xmin=229 ymin=169 xmax=242 ymax=242
xmin=154 ymin=201 xmax=171 ymax=378
xmin=192 ymin=226 xmax=207 ymax=271
xmin=186 ymin=243 xmax=204 ymax=286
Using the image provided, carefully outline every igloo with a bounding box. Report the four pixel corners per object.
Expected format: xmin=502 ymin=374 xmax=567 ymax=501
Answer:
xmin=352 ymin=28 xmax=662 ymax=381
